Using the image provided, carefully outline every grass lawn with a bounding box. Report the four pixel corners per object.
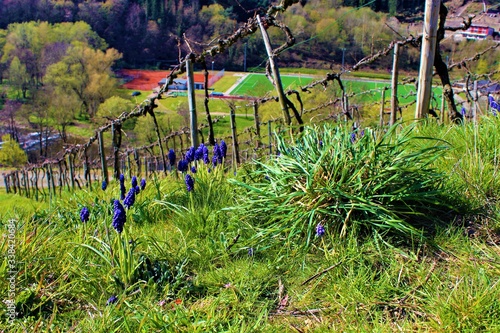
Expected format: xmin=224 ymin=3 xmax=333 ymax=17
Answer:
xmin=229 ymin=73 xmax=315 ymax=96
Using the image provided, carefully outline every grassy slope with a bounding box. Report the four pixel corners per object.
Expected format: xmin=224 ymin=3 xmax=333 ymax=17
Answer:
xmin=1 ymin=119 xmax=500 ymax=332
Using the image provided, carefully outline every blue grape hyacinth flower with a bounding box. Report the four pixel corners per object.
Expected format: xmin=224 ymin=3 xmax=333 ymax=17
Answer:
xmin=106 ymin=295 xmax=118 ymax=305
xmin=220 ymin=140 xmax=227 ymax=159
xmin=102 ymin=180 xmax=107 ymax=191
xmin=203 ymin=145 xmax=210 ymax=164
xmin=316 ymin=223 xmax=325 ymax=237
xmin=119 ymin=174 xmax=126 ymax=200
xmin=80 ymin=207 xmax=90 ymax=223
xmin=195 ymin=144 xmax=205 ymax=161
xmin=168 ymin=149 xmax=176 ymax=167
xmin=112 ymin=200 xmax=126 ymax=233
xmin=131 ymin=176 xmax=138 ymax=188
xmin=140 ymin=178 xmax=146 ymax=190
xmin=178 ymin=159 xmax=189 ymax=172
xmin=123 ymin=188 xmax=136 ymax=209
xmin=185 ymin=174 xmax=194 ymax=192
xmin=191 ymin=166 xmax=197 ymax=174
xmin=185 ymin=146 xmax=195 ymax=163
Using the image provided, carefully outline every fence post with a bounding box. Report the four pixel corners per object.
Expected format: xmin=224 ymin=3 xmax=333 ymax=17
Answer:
xmin=42 ymin=166 xmax=48 ymax=200
xmin=33 ymin=169 xmax=39 ymax=201
xmin=472 ymin=80 xmax=478 ymax=124
xmin=134 ymin=149 xmax=141 ymax=177
xmin=187 ymin=57 xmax=199 ymax=148
xmin=379 ymin=87 xmax=387 ymax=127
xmin=440 ymin=93 xmax=446 ymax=124
xmin=415 ymin=0 xmax=440 ymax=119
xmin=257 ymin=15 xmax=291 ymax=126
xmin=111 ymin=122 xmax=122 ymax=180
xmin=268 ymin=120 xmax=273 ymax=156
xmin=390 ymin=42 xmax=400 ymax=126
xmin=67 ymin=153 xmax=75 ymax=191
xmin=4 ymin=173 xmax=9 ymax=194
xmin=253 ymin=101 xmax=261 ymax=148
xmin=98 ymin=130 xmax=109 ymax=184
xmin=230 ymin=105 xmax=240 ymax=166
xmin=49 ymin=164 xmax=56 ymax=197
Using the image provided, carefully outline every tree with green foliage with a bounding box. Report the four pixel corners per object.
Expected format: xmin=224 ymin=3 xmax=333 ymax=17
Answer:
xmin=0 ymin=134 xmax=27 ymax=167
xmin=44 ymin=42 xmax=122 ymax=118
xmin=96 ymin=96 xmax=134 ymax=126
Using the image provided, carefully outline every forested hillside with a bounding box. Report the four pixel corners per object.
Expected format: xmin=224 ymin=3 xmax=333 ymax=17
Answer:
xmin=0 ymin=0 xmax=436 ymax=69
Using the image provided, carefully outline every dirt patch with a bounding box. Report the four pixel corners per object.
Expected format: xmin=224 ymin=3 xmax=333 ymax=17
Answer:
xmin=117 ymin=69 xmax=215 ymax=91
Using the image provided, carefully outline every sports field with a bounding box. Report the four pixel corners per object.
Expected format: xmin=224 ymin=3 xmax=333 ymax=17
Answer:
xmin=229 ymin=73 xmax=315 ymax=96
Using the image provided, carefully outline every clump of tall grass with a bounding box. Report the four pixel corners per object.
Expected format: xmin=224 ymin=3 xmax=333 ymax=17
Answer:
xmin=230 ymin=123 xmax=455 ymax=249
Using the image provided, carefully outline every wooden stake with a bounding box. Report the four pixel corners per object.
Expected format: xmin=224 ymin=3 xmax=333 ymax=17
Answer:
xmin=97 ymin=130 xmax=109 ymax=184
xmin=379 ymin=87 xmax=387 ymax=127
xmin=257 ymin=15 xmax=291 ymax=126
xmin=390 ymin=42 xmax=400 ymax=126
xmin=67 ymin=154 xmax=75 ymax=191
xmin=230 ymin=105 xmax=240 ymax=166
xmin=187 ymin=57 xmax=199 ymax=148
xmin=268 ymin=120 xmax=273 ymax=156
xmin=253 ymin=102 xmax=261 ymax=148
xmin=415 ymin=0 xmax=440 ymax=119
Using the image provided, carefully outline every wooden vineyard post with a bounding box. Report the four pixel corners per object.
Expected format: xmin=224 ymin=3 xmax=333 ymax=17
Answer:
xmin=46 ymin=165 xmax=52 ymax=200
xmin=390 ymin=42 xmax=400 ymax=126
xmin=379 ymin=87 xmax=387 ymax=127
xmin=127 ymin=153 xmax=132 ymax=178
xmin=49 ymin=164 xmax=56 ymax=196
xmin=187 ymin=57 xmax=199 ymax=148
xmin=3 ymin=173 xmax=10 ymax=194
xmin=257 ymin=15 xmax=291 ymax=126
xmin=268 ymin=120 xmax=273 ymax=156
xmin=342 ymin=93 xmax=349 ymax=122
xmin=111 ymin=122 xmax=122 ymax=180
xmin=67 ymin=154 xmax=75 ymax=191
xmin=98 ymin=130 xmax=109 ymax=185
xmin=472 ymin=80 xmax=478 ymax=124
xmin=253 ymin=102 xmax=261 ymax=148
xmin=230 ymin=105 xmax=240 ymax=166
xmin=415 ymin=0 xmax=440 ymax=119
xmin=134 ymin=149 xmax=141 ymax=177
xmin=83 ymin=148 xmax=91 ymax=189
xmin=440 ymin=93 xmax=446 ymax=124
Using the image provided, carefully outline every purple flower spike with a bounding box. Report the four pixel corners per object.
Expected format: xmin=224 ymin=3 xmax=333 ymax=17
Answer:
xmin=112 ymin=200 xmax=126 ymax=233
xmin=102 ymin=180 xmax=107 ymax=191
xmin=131 ymin=176 xmax=138 ymax=188
xmin=140 ymin=178 xmax=146 ymax=190
xmin=178 ymin=159 xmax=188 ymax=172
xmin=191 ymin=166 xmax=197 ymax=173
xmin=123 ymin=188 xmax=136 ymax=209
xmin=168 ymin=149 xmax=176 ymax=167
xmin=195 ymin=144 xmax=205 ymax=161
xmin=106 ymin=295 xmax=118 ymax=305
xmin=316 ymin=223 xmax=325 ymax=237
xmin=185 ymin=174 xmax=194 ymax=192
xmin=220 ymin=140 xmax=227 ymax=159
xmin=185 ymin=146 xmax=195 ymax=163
xmin=80 ymin=207 xmax=90 ymax=223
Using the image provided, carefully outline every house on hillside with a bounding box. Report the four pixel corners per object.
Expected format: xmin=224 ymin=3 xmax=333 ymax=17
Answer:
xmin=455 ymin=25 xmax=495 ymax=41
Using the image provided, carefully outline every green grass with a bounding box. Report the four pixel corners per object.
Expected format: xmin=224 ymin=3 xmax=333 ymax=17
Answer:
xmin=2 ymin=119 xmax=500 ymax=332
xmin=229 ymin=73 xmax=315 ymax=96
